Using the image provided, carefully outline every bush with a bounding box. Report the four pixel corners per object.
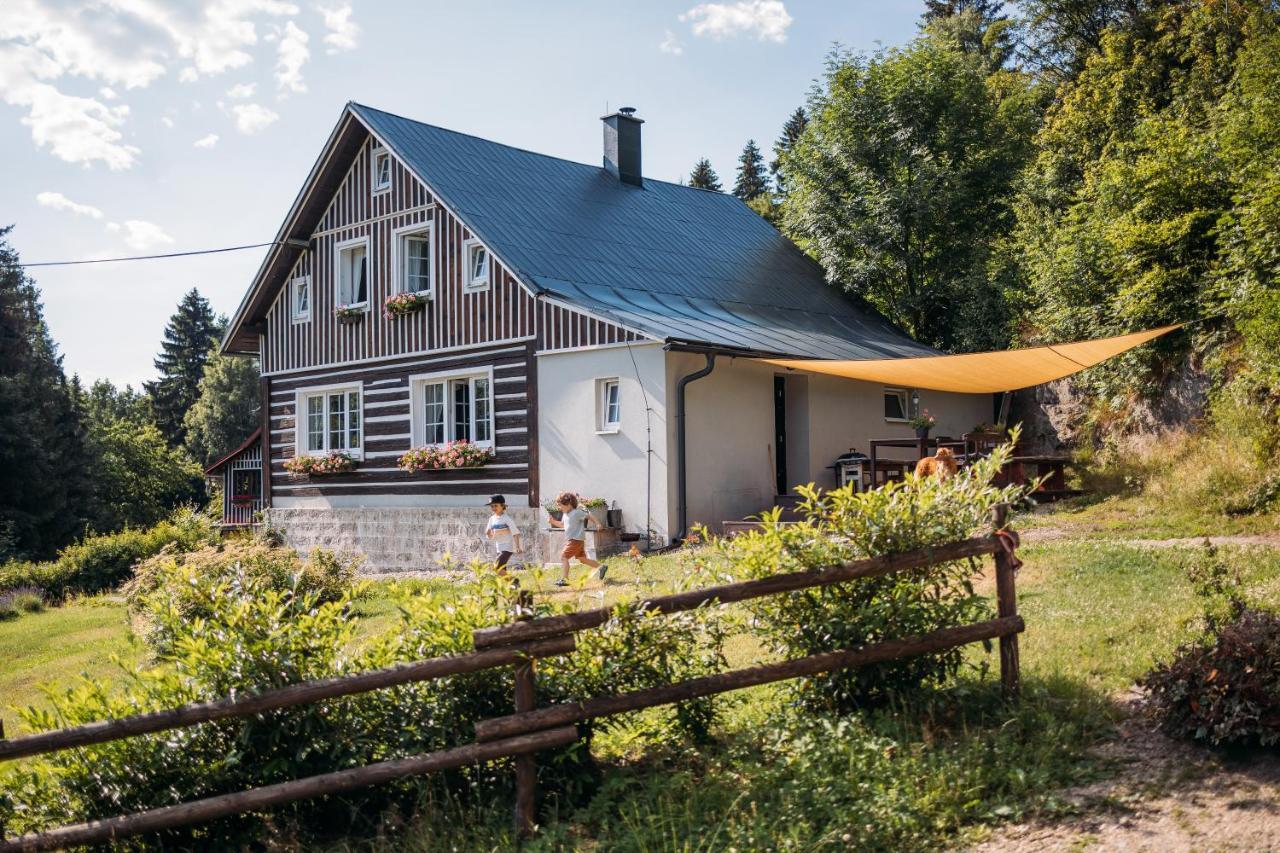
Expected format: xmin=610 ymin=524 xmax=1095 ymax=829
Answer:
xmin=0 ymin=586 xmax=44 ymax=620
xmin=1142 ymin=543 xmax=1280 ymax=747
xmin=709 ymin=437 xmax=1027 ymax=711
xmin=0 ymin=507 xmax=218 ymax=601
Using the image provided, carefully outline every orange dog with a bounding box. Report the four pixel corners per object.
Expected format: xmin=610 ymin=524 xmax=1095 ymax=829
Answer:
xmin=915 ymin=447 xmax=958 ymax=480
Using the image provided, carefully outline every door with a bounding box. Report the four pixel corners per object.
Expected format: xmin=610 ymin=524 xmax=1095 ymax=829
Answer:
xmin=774 ymin=375 xmax=787 ymax=496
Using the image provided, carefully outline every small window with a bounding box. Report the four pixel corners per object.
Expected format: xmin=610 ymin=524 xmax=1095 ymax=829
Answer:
xmin=336 ymin=239 xmax=369 ymax=308
xmin=598 ymin=379 xmax=621 ymax=431
xmin=411 ymin=371 xmax=494 ymax=447
xmin=372 ymin=149 xmax=391 ymax=192
xmin=298 ymin=385 xmax=362 ymax=456
xmin=400 ymin=230 xmax=432 ymax=294
xmin=883 ymin=387 xmax=909 ymax=422
xmin=291 ymin=275 xmax=310 ymax=321
xmin=464 ymin=239 xmax=489 ymax=290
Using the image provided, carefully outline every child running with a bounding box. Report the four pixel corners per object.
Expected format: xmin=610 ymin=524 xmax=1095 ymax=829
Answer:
xmin=547 ymin=491 xmax=607 ymax=586
xmin=484 ymin=494 xmax=522 ymax=573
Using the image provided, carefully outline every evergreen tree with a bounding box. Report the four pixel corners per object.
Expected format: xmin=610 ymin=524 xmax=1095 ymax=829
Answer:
xmin=145 ymin=288 xmax=223 ymax=446
xmin=922 ymin=0 xmax=1005 ymax=22
xmin=733 ymin=139 xmax=770 ymax=201
xmin=0 ymin=227 xmax=95 ymax=558
xmin=184 ymin=348 xmax=262 ymax=466
xmin=771 ymin=107 xmax=809 ymax=195
xmin=688 ymin=158 xmax=723 ymax=191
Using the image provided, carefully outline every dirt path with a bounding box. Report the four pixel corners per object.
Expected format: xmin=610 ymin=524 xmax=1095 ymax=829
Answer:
xmin=966 ymin=697 xmax=1280 ymax=852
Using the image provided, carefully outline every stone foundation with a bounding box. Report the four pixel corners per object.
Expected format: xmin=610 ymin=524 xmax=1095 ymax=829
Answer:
xmin=266 ymin=506 xmax=549 ymax=574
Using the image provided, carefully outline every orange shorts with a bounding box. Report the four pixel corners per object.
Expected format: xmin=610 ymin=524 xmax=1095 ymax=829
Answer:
xmin=561 ymin=539 xmax=587 ymax=560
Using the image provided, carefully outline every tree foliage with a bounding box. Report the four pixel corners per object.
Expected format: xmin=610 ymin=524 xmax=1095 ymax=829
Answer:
xmin=770 ymin=106 xmax=808 ymax=195
xmin=732 ymin=139 xmax=770 ymax=200
xmin=782 ymin=34 xmax=1039 ymax=351
xmin=184 ymin=348 xmax=261 ymax=467
xmin=688 ymin=157 xmax=723 ymax=191
xmin=145 ymin=288 xmax=223 ymax=446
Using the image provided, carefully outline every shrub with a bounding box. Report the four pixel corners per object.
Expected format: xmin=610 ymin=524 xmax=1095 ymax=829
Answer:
xmin=1142 ymin=543 xmax=1280 ymax=747
xmin=0 ymin=586 xmax=44 ymax=620
xmin=709 ymin=437 xmax=1027 ymax=711
xmin=0 ymin=507 xmax=218 ymax=601
xmin=126 ymin=540 xmax=360 ymax=651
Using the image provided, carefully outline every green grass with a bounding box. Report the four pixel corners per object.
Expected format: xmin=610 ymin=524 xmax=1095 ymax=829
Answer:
xmin=0 ymin=596 xmax=144 ymax=735
xmin=1017 ymin=493 xmax=1280 ymax=540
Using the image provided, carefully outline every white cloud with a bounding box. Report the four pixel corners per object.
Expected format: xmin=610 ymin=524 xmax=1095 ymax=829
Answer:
xmin=0 ymin=0 xmax=168 ymax=88
xmin=679 ymin=0 xmax=792 ymax=43
xmin=226 ymin=81 xmax=256 ymax=98
xmin=99 ymin=86 xmax=118 ymax=99
xmin=274 ymin=20 xmax=309 ymax=93
xmin=36 ymin=190 xmax=104 ymax=219
xmin=160 ymin=115 xmax=174 ymax=128
xmin=659 ymin=29 xmax=684 ymax=55
xmin=317 ymin=4 xmax=358 ymax=53
xmin=106 ymin=219 xmax=175 ymax=251
xmin=194 ymin=133 xmax=219 ymax=148
xmin=226 ymin=102 xmax=278 ymax=134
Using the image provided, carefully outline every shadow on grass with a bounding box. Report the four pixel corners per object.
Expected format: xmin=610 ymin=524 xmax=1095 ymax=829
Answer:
xmin=346 ymin=674 xmax=1126 ymax=853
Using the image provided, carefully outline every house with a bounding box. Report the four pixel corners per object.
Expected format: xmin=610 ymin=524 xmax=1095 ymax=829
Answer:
xmin=219 ymin=102 xmax=991 ymax=572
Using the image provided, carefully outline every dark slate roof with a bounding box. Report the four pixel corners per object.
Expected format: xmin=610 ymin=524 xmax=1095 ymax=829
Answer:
xmin=352 ymin=103 xmax=937 ymax=360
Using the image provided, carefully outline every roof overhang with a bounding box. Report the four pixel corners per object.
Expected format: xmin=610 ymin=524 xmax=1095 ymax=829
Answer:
xmin=222 ymin=106 xmax=369 ymax=354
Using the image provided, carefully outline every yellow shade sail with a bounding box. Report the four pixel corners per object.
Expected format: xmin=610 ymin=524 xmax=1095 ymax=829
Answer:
xmin=761 ymin=325 xmax=1182 ymax=394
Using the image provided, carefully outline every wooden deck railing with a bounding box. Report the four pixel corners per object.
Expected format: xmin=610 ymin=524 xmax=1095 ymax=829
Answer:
xmin=0 ymin=508 xmax=1022 ymax=852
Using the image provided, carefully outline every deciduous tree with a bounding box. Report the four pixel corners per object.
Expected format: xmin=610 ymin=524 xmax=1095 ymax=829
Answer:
xmin=184 ymin=348 xmax=262 ymax=467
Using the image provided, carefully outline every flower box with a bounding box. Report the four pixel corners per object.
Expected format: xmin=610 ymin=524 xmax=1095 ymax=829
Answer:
xmin=283 ymin=451 xmax=357 ymax=478
xmin=398 ymin=440 xmax=494 ymax=472
xmin=334 ymin=305 xmax=365 ymax=325
xmin=384 ymin=291 xmax=428 ymax=318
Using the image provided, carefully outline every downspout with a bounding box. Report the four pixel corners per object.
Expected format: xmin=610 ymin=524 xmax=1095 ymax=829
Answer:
xmin=675 ymin=352 xmax=716 ymax=542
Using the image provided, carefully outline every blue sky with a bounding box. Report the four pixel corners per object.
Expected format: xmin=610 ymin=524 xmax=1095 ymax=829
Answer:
xmin=1 ymin=0 xmax=926 ymax=387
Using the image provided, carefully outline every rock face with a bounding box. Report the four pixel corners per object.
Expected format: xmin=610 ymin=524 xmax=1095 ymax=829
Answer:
xmin=266 ymin=506 xmax=549 ymax=574
xmin=1009 ymin=357 xmax=1211 ymax=454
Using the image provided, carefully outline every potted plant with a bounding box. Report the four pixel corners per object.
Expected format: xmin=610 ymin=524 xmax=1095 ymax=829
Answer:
xmin=384 ymin=291 xmax=427 ymax=319
xmin=334 ymin=304 xmax=364 ymax=325
xmin=580 ymin=495 xmax=609 ymax=527
xmin=542 ymin=498 xmax=563 ymax=521
xmin=908 ymin=409 xmax=936 ymax=439
xmin=398 ymin=440 xmax=495 ymax=472
xmin=283 ymin=451 xmax=357 ymax=478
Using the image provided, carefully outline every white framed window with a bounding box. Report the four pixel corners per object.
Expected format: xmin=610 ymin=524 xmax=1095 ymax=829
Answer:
xmin=291 ymin=274 xmax=310 ymax=321
xmin=372 ymin=148 xmax=391 ymax=193
xmin=463 ymin=238 xmax=490 ymax=291
xmin=295 ymin=384 xmax=363 ymax=458
xmin=391 ymin=223 xmax=434 ymax=296
xmin=883 ymin=387 xmax=909 ymax=422
xmin=409 ymin=367 xmax=495 ymax=448
xmin=335 ymin=237 xmax=370 ymax=308
xmin=597 ymin=378 xmax=621 ymax=432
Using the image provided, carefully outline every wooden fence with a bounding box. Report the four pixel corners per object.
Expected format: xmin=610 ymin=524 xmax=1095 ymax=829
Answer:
xmin=0 ymin=509 xmax=1022 ymax=852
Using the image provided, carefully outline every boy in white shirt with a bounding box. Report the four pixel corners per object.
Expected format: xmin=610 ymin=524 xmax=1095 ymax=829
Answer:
xmin=484 ymin=494 xmax=522 ymax=573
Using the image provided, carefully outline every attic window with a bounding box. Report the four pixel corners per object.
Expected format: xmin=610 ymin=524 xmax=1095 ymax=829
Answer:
xmin=372 ymin=148 xmax=391 ymax=193
xmin=464 ymin=238 xmax=489 ymax=291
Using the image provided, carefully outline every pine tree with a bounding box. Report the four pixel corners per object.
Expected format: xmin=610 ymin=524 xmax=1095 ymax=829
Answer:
xmin=184 ymin=348 xmax=262 ymax=466
xmin=145 ymin=288 xmax=223 ymax=446
xmin=0 ymin=227 xmax=95 ymax=558
xmin=733 ymin=139 xmax=770 ymax=201
xmin=922 ymin=0 xmax=1004 ymax=22
xmin=688 ymin=158 xmax=723 ymax=191
xmin=771 ymin=107 xmax=808 ymax=195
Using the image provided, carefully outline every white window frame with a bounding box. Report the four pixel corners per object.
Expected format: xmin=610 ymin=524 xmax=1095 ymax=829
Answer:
xmin=462 ymin=237 xmax=491 ymax=291
xmin=291 ymin=274 xmax=311 ymax=322
xmin=409 ymin=366 xmax=496 ymax=449
xmin=371 ymin=147 xmax=392 ymax=194
xmin=294 ymin=382 xmax=365 ymax=459
xmin=391 ymin=222 xmax=435 ymax=297
xmin=883 ymin=387 xmax=910 ymax=423
xmin=596 ymin=377 xmax=621 ymax=433
xmin=334 ymin=235 xmax=371 ymax=310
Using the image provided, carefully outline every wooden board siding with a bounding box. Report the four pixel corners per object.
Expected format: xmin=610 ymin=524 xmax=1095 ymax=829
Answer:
xmin=266 ymin=343 xmax=533 ymax=499
xmin=536 ymin=300 xmax=647 ymax=352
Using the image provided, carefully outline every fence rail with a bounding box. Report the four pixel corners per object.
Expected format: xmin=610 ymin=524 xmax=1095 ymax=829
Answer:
xmin=0 ymin=509 xmax=1022 ymax=851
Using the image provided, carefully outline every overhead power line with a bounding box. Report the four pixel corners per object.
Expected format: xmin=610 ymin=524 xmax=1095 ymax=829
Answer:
xmin=18 ymin=241 xmax=285 ymax=268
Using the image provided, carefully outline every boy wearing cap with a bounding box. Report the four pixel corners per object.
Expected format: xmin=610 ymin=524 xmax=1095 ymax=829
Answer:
xmin=484 ymin=494 xmax=522 ymax=572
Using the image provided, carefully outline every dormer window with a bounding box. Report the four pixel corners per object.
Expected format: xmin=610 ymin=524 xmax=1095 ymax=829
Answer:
xmin=464 ymin=238 xmax=489 ymax=291
xmin=372 ymin=148 xmax=391 ymax=193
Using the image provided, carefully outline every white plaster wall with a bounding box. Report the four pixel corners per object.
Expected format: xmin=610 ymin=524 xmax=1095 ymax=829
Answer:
xmin=669 ymin=354 xmax=995 ymax=529
xmin=536 ymin=342 xmax=670 ymax=543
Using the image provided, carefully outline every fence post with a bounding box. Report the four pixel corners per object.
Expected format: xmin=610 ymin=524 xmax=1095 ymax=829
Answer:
xmin=992 ymin=504 xmax=1021 ymax=699
xmin=1 ymin=719 xmax=5 ymax=840
xmin=512 ymin=590 xmax=537 ymax=840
